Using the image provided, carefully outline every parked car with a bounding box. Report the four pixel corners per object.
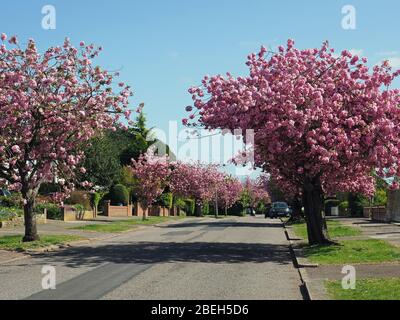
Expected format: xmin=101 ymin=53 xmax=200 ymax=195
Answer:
xmin=245 ymin=207 xmax=257 ymax=216
xmin=0 ymin=189 xmax=11 ymax=197
xmin=267 ymin=202 xmax=292 ymax=218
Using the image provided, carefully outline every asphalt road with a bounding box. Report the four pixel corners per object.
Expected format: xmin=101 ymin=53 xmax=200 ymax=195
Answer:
xmin=0 ymin=216 xmax=304 ymax=300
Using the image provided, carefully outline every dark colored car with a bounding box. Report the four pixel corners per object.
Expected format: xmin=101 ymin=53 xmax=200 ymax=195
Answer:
xmin=267 ymin=202 xmax=292 ymax=218
xmin=0 ymin=189 xmax=11 ymax=197
xmin=245 ymin=207 xmax=257 ymax=216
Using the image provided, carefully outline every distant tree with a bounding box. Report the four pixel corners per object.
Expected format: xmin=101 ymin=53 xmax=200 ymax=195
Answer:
xmin=80 ymin=133 xmax=122 ymax=188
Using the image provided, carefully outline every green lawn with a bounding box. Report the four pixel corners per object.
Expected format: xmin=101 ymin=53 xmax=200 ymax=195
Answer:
xmin=292 ymin=220 xmax=361 ymax=239
xmin=71 ymin=216 xmax=185 ymax=233
xmin=303 ymin=239 xmax=400 ymax=264
xmin=326 ymin=278 xmax=400 ymax=300
xmin=0 ymin=235 xmax=84 ymax=251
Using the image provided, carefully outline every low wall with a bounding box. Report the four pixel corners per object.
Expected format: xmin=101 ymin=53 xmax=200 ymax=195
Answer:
xmin=364 ymin=206 xmax=388 ymax=222
xmin=61 ymin=205 xmax=95 ymax=222
xmin=0 ymin=213 xmax=46 ymax=229
xmin=104 ymin=201 xmax=133 ymax=217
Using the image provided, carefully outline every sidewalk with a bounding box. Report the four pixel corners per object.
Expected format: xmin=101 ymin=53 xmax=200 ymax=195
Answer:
xmin=285 ymin=217 xmax=400 ymax=300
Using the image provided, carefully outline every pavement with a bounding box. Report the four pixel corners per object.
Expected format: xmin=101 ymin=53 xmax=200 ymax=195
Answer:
xmin=0 ymin=216 xmax=304 ymax=300
xmin=285 ymin=217 xmax=400 ymax=300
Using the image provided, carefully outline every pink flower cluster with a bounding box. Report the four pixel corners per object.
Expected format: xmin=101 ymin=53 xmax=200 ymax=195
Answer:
xmin=0 ymin=35 xmax=133 ymax=200
xmin=186 ymin=40 xmax=400 ymax=197
xmin=131 ymin=151 xmax=171 ymax=208
xmin=131 ymin=155 xmax=243 ymax=210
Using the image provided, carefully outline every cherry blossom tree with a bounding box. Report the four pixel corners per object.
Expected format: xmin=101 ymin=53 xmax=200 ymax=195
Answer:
xmin=218 ymin=176 xmax=243 ymax=216
xmin=0 ymin=35 xmax=134 ymax=241
xmin=241 ymin=177 xmax=270 ymax=211
xmin=185 ymin=39 xmax=400 ymax=244
xmin=131 ymin=151 xmax=171 ymax=220
xmin=170 ymin=162 xmax=223 ymax=216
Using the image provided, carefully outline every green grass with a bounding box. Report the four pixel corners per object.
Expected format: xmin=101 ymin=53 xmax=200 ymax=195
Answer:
xmin=292 ymin=220 xmax=361 ymax=239
xmin=303 ymin=239 xmax=400 ymax=264
xmin=71 ymin=216 xmax=185 ymax=233
xmin=0 ymin=235 xmax=84 ymax=251
xmin=326 ymin=278 xmax=400 ymax=300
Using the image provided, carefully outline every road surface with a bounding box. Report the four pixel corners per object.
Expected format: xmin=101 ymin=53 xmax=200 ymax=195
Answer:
xmin=0 ymin=216 xmax=304 ymax=300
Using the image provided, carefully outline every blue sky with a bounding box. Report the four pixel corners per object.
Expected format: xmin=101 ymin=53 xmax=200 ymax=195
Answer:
xmin=1 ymin=0 xmax=400 ymax=174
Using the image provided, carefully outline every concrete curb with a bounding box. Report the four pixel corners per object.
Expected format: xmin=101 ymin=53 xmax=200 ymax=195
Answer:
xmin=280 ymin=219 xmax=315 ymax=300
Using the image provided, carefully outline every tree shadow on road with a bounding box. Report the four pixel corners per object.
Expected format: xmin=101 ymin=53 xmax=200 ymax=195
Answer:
xmin=35 ymin=242 xmax=294 ymax=268
xmin=160 ymin=220 xmax=284 ymax=229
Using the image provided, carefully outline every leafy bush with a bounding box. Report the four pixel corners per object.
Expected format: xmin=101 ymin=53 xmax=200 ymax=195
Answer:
xmin=202 ymin=202 xmax=210 ymax=215
xmin=184 ymin=199 xmax=195 ymax=216
xmin=159 ymin=193 xmax=173 ymax=209
xmin=174 ymin=197 xmax=186 ymax=210
xmin=374 ymin=189 xmax=387 ymax=206
xmin=90 ymin=192 xmax=102 ymax=211
xmin=65 ymin=191 xmax=92 ymax=210
xmin=0 ymin=193 xmax=23 ymax=208
xmin=339 ymin=201 xmax=349 ymax=215
xmin=109 ymin=184 xmax=129 ymax=206
xmin=0 ymin=208 xmax=22 ymax=222
xmin=348 ymin=193 xmax=365 ymax=216
xmin=36 ymin=203 xmax=63 ymax=220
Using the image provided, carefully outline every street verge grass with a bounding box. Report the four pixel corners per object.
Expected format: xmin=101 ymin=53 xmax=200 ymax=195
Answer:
xmin=292 ymin=220 xmax=361 ymax=239
xmin=0 ymin=235 xmax=84 ymax=251
xmin=71 ymin=216 xmax=185 ymax=233
xmin=302 ymin=239 xmax=400 ymax=264
xmin=326 ymin=278 xmax=400 ymax=300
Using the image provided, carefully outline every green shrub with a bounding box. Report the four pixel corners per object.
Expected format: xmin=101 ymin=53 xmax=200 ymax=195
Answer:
xmin=159 ymin=193 xmax=173 ymax=209
xmin=202 ymin=202 xmax=210 ymax=215
xmin=109 ymin=184 xmax=129 ymax=206
xmin=348 ymin=193 xmax=364 ymax=216
xmin=339 ymin=201 xmax=349 ymax=215
xmin=374 ymin=189 xmax=387 ymax=206
xmin=184 ymin=199 xmax=195 ymax=216
xmin=36 ymin=203 xmax=63 ymax=220
xmin=174 ymin=197 xmax=186 ymax=210
xmin=0 ymin=208 xmax=22 ymax=222
xmin=0 ymin=193 xmax=23 ymax=208
xmin=65 ymin=191 xmax=92 ymax=210
xmin=90 ymin=192 xmax=102 ymax=211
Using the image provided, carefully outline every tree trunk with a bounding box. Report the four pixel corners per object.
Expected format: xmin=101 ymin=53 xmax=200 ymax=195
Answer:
xmin=303 ymin=180 xmax=331 ymax=245
xmin=22 ymin=191 xmax=40 ymax=242
xmin=287 ymin=197 xmax=303 ymax=223
xmin=195 ymin=201 xmax=202 ymax=217
xmin=225 ymin=207 xmax=228 ymax=216
xmin=214 ymin=197 xmax=219 ymax=219
xmin=142 ymin=206 xmax=148 ymax=221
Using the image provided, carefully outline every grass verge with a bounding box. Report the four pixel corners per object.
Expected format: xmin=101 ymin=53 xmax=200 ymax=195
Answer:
xmin=303 ymin=239 xmax=400 ymax=264
xmin=71 ymin=216 xmax=185 ymax=233
xmin=292 ymin=220 xmax=361 ymax=239
xmin=0 ymin=235 xmax=84 ymax=251
xmin=326 ymin=278 xmax=400 ymax=300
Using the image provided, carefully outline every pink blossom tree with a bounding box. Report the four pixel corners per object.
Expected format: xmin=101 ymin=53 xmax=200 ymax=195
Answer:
xmin=185 ymin=39 xmax=400 ymax=244
xmin=0 ymin=35 xmax=134 ymax=241
xmin=241 ymin=177 xmax=270 ymax=211
xmin=218 ymin=176 xmax=243 ymax=216
xmin=131 ymin=151 xmax=171 ymax=220
xmin=170 ymin=162 xmax=223 ymax=216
